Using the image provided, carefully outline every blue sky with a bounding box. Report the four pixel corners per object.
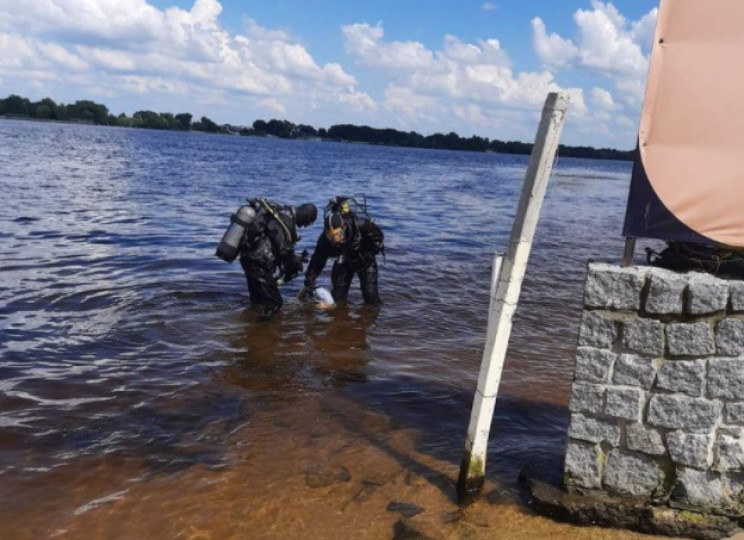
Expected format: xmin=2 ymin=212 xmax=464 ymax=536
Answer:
xmin=0 ymin=0 xmax=660 ymax=148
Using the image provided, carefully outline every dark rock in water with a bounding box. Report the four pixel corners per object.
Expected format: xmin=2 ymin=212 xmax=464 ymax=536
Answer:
xmin=304 ymin=465 xmax=351 ymax=488
xmin=405 ymin=472 xmax=428 ymax=487
xmin=392 ymin=519 xmax=434 ymax=540
xmin=525 ymin=475 xmax=743 ymax=540
xmin=387 ymin=501 xmax=424 ymax=518
xmin=351 ymin=479 xmax=383 ymax=504
xmin=442 ymin=509 xmax=463 ymax=524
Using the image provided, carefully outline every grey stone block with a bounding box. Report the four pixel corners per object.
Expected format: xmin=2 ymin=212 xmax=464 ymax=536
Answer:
xmin=726 ymin=402 xmax=744 ymax=424
xmin=569 ymin=382 xmax=605 ymax=414
xmin=626 ymin=424 xmax=666 ymax=456
xmin=666 ymin=431 xmax=714 ymax=469
xmin=604 ymin=386 xmax=645 ymax=422
xmin=648 ymin=394 xmax=722 ymax=430
xmin=645 ymin=268 xmax=686 ymax=315
xmin=709 ymin=358 xmax=744 ymax=400
xmin=577 ymin=311 xmax=617 ymax=349
xmin=568 ymin=414 xmax=621 ymax=446
xmin=603 ymin=449 xmax=664 ymax=498
xmin=688 ymin=273 xmax=729 ymax=315
xmin=724 ymin=473 xmax=744 ymax=504
xmin=564 ymin=440 xmax=603 ymax=490
xmin=716 ymin=434 xmax=744 ymax=471
xmin=613 ymin=354 xmax=656 ymax=389
xmin=622 ymin=318 xmax=664 ymax=357
xmin=574 ymin=347 xmax=616 ymax=383
xmin=655 ymin=360 xmax=706 ymax=397
xmin=584 ymin=263 xmax=646 ymax=311
xmin=674 ymin=468 xmax=727 ymax=509
xmin=731 ymin=281 xmax=744 ymax=313
xmin=667 ymin=322 xmax=716 ymax=357
xmin=716 ymin=319 xmax=744 ymax=357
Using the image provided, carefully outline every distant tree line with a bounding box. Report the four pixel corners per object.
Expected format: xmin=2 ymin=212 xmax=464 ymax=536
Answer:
xmin=247 ymin=120 xmax=633 ymax=160
xmin=0 ymin=94 xmax=225 ymax=133
xmin=0 ymin=94 xmax=633 ymax=160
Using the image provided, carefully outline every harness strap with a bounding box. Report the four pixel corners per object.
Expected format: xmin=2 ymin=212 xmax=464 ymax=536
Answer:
xmin=258 ymin=198 xmax=294 ymax=243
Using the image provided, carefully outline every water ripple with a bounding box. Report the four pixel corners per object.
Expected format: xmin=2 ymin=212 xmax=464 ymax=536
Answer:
xmin=0 ymin=120 xmax=653 ymax=484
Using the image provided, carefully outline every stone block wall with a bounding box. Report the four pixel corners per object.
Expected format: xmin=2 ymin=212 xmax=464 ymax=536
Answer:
xmin=564 ymin=263 xmax=744 ymax=515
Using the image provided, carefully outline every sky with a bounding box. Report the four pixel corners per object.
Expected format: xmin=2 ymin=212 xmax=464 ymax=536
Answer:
xmin=0 ymin=0 xmax=661 ymax=148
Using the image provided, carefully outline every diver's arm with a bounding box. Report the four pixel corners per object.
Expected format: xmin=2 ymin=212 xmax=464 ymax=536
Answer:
xmin=304 ymin=235 xmax=331 ymax=288
xmin=360 ymin=219 xmax=384 ymax=254
xmin=267 ymin=221 xmax=302 ymax=281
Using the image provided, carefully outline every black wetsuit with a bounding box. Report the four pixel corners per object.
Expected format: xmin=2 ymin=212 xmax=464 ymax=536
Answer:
xmin=304 ymin=213 xmax=384 ymax=305
xmin=238 ymin=206 xmax=303 ymax=316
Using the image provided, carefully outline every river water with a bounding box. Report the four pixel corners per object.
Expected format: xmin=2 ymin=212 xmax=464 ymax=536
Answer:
xmin=0 ymin=121 xmax=663 ymax=538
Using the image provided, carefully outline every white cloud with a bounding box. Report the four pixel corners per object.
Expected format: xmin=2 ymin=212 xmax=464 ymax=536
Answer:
xmin=384 ymin=86 xmax=440 ymax=120
xmin=0 ymin=0 xmax=653 ymax=146
xmin=631 ymin=8 xmax=659 ymax=52
xmin=573 ymin=1 xmax=648 ymax=78
xmin=531 ymin=18 xmax=578 ymax=69
xmin=258 ymin=97 xmax=286 ymax=116
xmin=0 ymin=0 xmax=373 ymax=122
xmin=342 ymin=24 xmax=434 ymax=70
xmin=616 ymin=116 xmax=637 ymax=129
xmin=531 ymin=1 xmax=657 ymax=117
xmin=591 ymin=87 xmax=615 ymax=109
xmin=341 ymin=22 xmax=594 ymax=141
xmin=344 ymin=23 xmax=578 ymax=110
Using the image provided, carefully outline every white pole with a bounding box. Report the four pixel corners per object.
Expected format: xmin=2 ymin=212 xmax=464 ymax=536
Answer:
xmin=457 ymin=92 xmax=570 ymax=503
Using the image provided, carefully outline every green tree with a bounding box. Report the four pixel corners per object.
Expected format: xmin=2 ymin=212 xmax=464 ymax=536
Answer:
xmin=4 ymin=94 xmax=31 ymax=115
xmin=114 ymin=113 xmax=132 ymax=127
xmin=31 ymin=97 xmax=57 ymax=119
xmin=159 ymin=112 xmax=177 ymax=129
xmin=193 ymin=116 xmax=219 ymax=132
xmin=296 ymin=124 xmax=317 ymax=137
xmin=80 ymin=109 xmax=94 ymax=123
xmin=266 ymin=119 xmax=295 ymax=138
xmin=71 ymin=100 xmax=108 ymax=124
xmin=133 ymin=110 xmax=167 ymax=129
xmin=34 ymin=105 xmax=53 ymax=119
xmin=175 ymin=112 xmax=192 ymax=130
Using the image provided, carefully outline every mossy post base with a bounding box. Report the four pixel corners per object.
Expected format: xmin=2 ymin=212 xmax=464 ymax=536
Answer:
xmin=456 ymin=452 xmax=485 ymax=505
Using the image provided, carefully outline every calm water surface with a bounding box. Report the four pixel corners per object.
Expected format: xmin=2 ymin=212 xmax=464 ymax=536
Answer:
xmin=0 ymin=121 xmax=652 ymax=538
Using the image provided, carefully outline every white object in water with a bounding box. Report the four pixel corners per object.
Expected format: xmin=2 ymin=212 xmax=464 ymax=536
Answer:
xmin=312 ymin=286 xmax=335 ymax=309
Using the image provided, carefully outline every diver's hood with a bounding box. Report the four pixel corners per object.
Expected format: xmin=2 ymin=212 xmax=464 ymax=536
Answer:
xmin=294 ymin=203 xmax=318 ymax=228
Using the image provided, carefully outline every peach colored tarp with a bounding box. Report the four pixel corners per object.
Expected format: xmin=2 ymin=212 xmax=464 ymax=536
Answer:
xmin=639 ymin=0 xmax=744 ymax=246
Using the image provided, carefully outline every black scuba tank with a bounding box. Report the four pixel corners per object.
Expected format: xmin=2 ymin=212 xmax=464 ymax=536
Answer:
xmin=216 ymin=204 xmax=257 ymax=263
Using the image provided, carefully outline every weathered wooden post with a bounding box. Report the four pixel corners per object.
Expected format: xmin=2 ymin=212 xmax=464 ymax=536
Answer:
xmin=457 ymin=92 xmax=570 ymax=504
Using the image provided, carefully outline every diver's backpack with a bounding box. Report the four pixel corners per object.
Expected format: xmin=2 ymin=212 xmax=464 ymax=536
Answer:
xmin=646 ymin=241 xmax=744 ymax=277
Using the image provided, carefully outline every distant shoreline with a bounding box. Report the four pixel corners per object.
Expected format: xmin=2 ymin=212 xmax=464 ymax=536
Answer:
xmin=0 ymin=115 xmax=634 ymax=162
xmin=0 ymin=93 xmax=635 ymax=162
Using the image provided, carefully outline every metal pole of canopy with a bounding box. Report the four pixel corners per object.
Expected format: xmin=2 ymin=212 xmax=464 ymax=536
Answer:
xmin=621 ymin=236 xmax=636 ymax=267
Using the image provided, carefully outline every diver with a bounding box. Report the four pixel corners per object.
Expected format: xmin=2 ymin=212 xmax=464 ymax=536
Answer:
xmin=216 ymin=198 xmax=317 ymax=317
xmin=303 ymin=196 xmax=384 ymax=306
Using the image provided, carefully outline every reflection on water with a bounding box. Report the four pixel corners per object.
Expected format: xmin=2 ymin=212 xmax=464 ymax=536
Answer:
xmin=0 ymin=121 xmax=662 ymax=538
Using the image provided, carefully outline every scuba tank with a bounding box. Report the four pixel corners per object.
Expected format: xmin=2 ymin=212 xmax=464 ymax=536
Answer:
xmin=215 ymin=203 xmax=257 ymax=263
